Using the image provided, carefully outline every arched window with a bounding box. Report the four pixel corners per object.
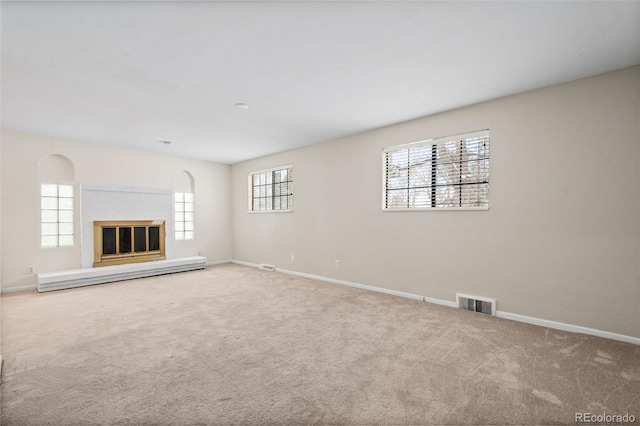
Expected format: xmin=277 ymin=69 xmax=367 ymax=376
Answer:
xmin=174 ymin=170 xmax=195 ymax=240
xmin=38 ymin=154 xmax=75 ymax=248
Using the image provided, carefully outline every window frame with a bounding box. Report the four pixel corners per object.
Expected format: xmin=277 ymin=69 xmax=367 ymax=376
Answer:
xmin=174 ymin=192 xmax=195 ymax=240
xmin=40 ymin=183 xmax=75 ymax=248
xmin=382 ymin=130 xmax=490 ymax=211
xmin=247 ymin=165 xmax=293 ymax=213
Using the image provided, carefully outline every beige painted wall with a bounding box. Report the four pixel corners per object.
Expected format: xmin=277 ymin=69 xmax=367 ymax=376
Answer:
xmin=231 ymin=66 xmax=640 ymax=338
xmin=1 ymin=134 xmax=3 ymax=360
xmin=1 ymin=130 xmax=232 ymax=291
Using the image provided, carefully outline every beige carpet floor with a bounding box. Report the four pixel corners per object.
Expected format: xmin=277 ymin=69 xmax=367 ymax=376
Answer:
xmin=1 ymin=263 xmax=639 ymax=425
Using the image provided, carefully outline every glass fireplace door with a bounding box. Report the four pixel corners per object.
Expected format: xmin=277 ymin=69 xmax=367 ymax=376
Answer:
xmin=93 ymin=220 xmax=165 ymax=267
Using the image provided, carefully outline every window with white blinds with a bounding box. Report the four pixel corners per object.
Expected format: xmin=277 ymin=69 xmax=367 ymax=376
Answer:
xmin=41 ymin=183 xmax=74 ymax=247
xmin=383 ymin=130 xmax=490 ymax=210
xmin=248 ymin=166 xmax=293 ymax=212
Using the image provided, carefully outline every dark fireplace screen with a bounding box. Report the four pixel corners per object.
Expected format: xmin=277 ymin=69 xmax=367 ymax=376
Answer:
xmin=94 ymin=220 xmax=165 ymax=267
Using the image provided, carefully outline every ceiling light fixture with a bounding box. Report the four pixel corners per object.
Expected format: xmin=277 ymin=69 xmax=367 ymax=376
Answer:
xmin=234 ymin=103 xmax=249 ymax=110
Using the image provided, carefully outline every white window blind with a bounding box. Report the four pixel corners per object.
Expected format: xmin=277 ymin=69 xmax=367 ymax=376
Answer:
xmin=249 ymin=166 xmax=293 ymax=211
xmin=41 ymin=183 xmax=74 ymax=247
xmin=383 ymin=130 xmax=490 ymax=210
xmin=175 ymin=192 xmax=194 ymax=240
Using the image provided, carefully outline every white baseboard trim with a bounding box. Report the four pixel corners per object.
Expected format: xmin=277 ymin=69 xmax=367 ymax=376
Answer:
xmin=0 ymin=284 xmax=37 ymax=294
xmin=281 ymin=266 xmax=457 ymax=308
xmin=496 ymin=311 xmax=640 ymax=346
xmin=282 ymin=267 xmax=422 ymax=301
xmin=231 ymin=259 xmax=639 ymax=346
xmin=231 ymin=260 xmax=457 ymax=308
xmin=205 ymin=259 xmax=232 ymax=267
xmin=230 ymin=259 xmax=258 ymax=268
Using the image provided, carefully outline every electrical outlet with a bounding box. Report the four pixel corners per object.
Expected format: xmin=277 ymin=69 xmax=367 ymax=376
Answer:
xmin=335 ymin=260 xmax=340 ymax=268
xmin=291 ymin=254 xmax=295 ymax=262
xmin=27 ymin=266 xmax=34 ymax=274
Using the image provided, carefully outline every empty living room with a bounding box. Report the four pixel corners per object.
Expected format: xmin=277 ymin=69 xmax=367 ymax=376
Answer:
xmin=1 ymin=1 xmax=639 ymax=425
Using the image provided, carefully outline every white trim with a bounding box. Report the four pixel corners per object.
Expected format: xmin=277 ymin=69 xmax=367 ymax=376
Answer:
xmin=247 ymin=165 xmax=293 ymax=212
xmin=205 ymin=259 xmax=232 ymax=267
xmin=247 ymin=210 xmax=293 ymax=214
xmin=231 ymin=259 xmax=258 ymax=268
xmin=230 ymin=259 xmax=639 ymax=346
xmin=496 ymin=311 xmax=640 ymax=346
xmin=381 ymin=129 xmax=490 ymax=211
xmin=382 ymin=207 xmax=489 ymax=212
xmin=382 ymin=129 xmax=490 ymax=152
xmin=6 ymin=260 xmax=637 ymax=346
xmin=423 ymin=296 xmax=457 ymax=308
xmin=279 ymin=267 xmax=432 ymax=303
xmin=0 ymin=284 xmax=37 ymax=294
xmin=174 ymin=191 xmax=195 ymax=241
xmin=230 ymin=260 xmax=457 ymax=306
xmin=247 ymin=173 xmax=251 ymax=211
xmin=248 ymin=164 xmax=293 ymax=175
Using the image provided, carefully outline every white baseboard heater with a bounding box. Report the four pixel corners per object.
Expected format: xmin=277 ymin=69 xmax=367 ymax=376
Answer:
xmin=37 ymin=256 xmax=207 ymax=292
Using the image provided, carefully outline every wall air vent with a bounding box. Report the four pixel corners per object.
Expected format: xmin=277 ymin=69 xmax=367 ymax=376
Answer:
xmin=456 ymin=293 xmax=496 ymax=316
xmin=259 ymin=264 xmax=276 ymax=272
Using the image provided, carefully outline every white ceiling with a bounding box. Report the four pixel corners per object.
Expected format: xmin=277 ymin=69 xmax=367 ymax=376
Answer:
xmin=2 ymin=1 xmax=639 ymax=164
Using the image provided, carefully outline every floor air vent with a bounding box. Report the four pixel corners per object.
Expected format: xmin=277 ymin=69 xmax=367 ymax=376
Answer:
xmin=259 ymin=264 xmax=276 ymax=271
xmin=456 ymin=293 xmax=496 ymax=316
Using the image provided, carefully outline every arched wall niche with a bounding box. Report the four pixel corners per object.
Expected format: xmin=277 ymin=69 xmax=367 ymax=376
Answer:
xmin=174 ymin=170 xmax=195 ymax=193
xmin=38 ymin=154 xmax=75 ymax=184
